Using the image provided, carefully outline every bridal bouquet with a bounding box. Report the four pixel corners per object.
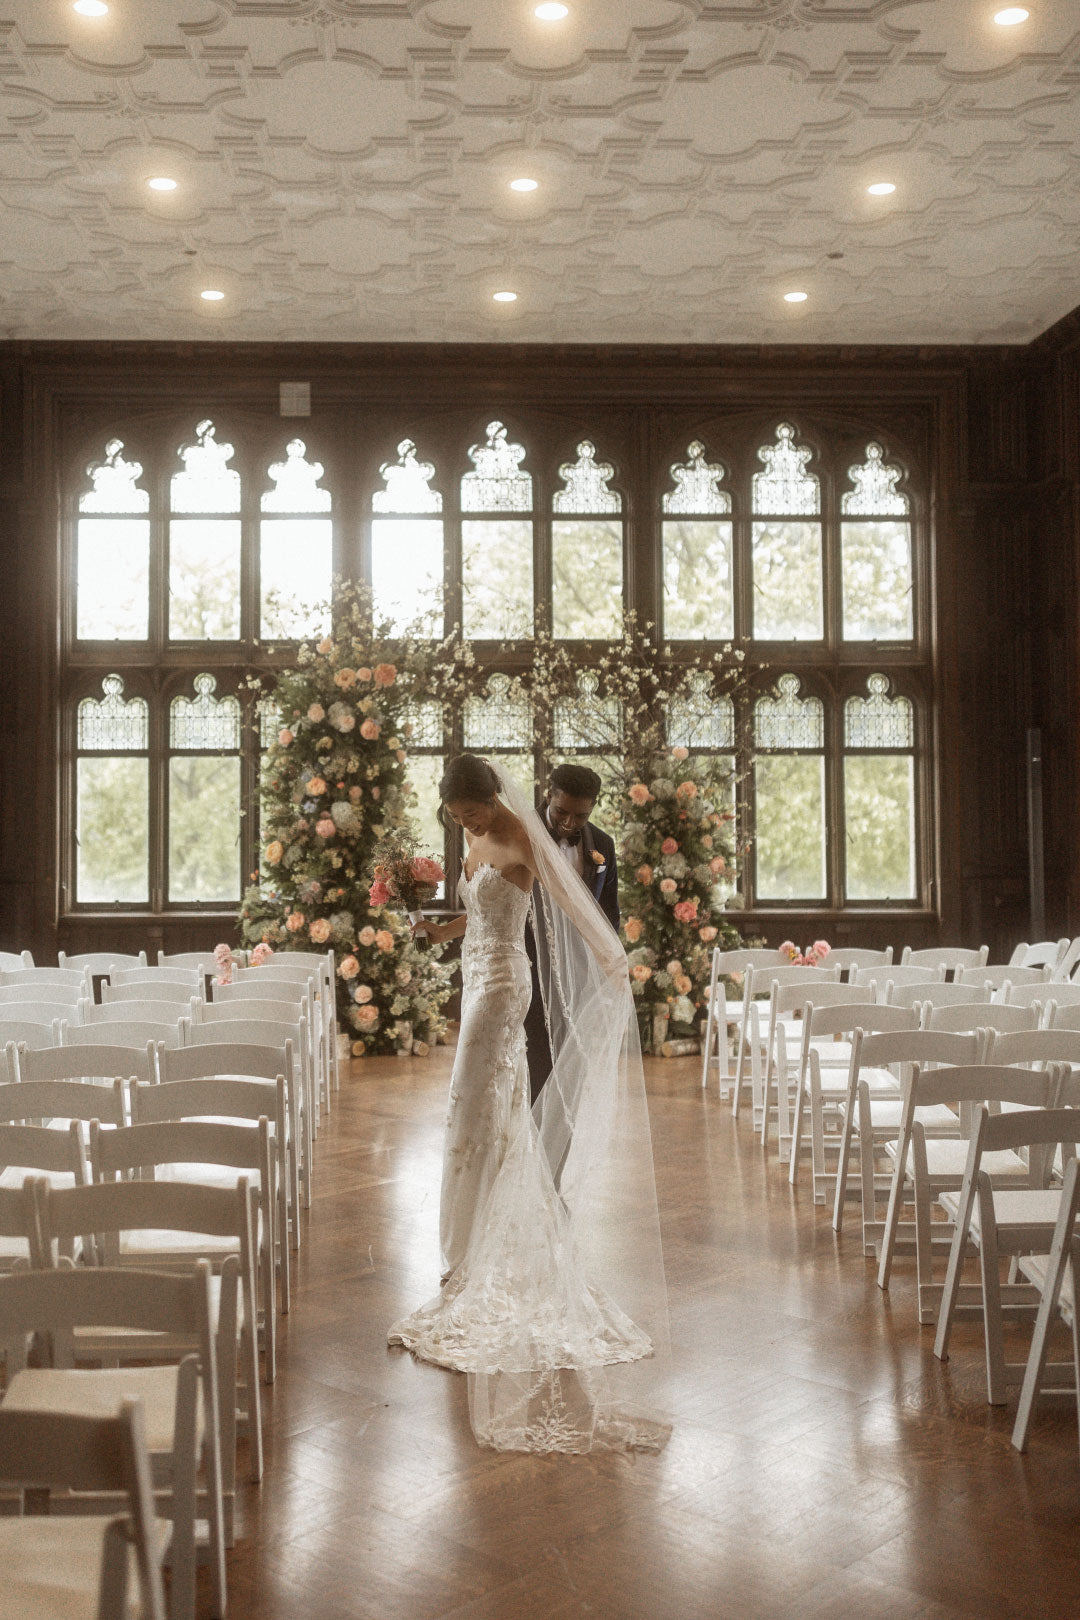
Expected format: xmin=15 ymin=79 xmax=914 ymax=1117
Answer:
xmin=368 ymin=830 xmax=445 ymax=952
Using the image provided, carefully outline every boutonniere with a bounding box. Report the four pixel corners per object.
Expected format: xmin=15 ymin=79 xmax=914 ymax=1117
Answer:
xmin=590 ymin=850 xmax=606 ymax=867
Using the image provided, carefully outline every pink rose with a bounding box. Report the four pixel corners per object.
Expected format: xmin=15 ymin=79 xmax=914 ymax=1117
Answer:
xmin=357 ymin=667 xmax=372 ymax=682
xmin=412 ymin=856 xmax=445 ymax=885
xmin=709 ymin=856 xmax=726 ymax=875
xmin=277 ymin=728 xmax=294 ymax=747
xmin=699 ymin=926 xmax=718 ymax=942
xmin=359 ymin=926 xmax=376 ymax=946
xmin=309 ymin=917 xmax=331 ymax=944
xmin=666 ymin=959 xmax=683 ymax=975
xmin=674 ymin=899 xmax=699 ymax=922
xmin=317 ymin=637 xmax=333 ymax=654
xmin=265 ymin=840 xmax=283 ymax=865
xmin=355 ymin=984 xmax=373 ymax=1003
xmin=659 ymin=878 xmax=677 ymax=895
xmin=369 ymin=879 xmax=390 ymax=907
xmin=812 ymin=940 xmax=831 ymax=958
xmin=674 ymin=972 xmax=692 ymax=995
xmin=339 ymin=954 xmax=360 ymax=980
xmin=624 ymin=917 xmax=643 ymax=942
xmin=628 ymin=783 xmax=651 ymax=806
xmin=308 ymin=703 xmax=325 ymax=723
xmin=251 ymin=942 xmax=274 ymax=966
xmin=661 ymin=838 xmax=679 ymax=855
xmin=780 ymin=940 xmax=798 ymax=962
xmin=360 ymin=719 xmax=380 ymax=741
xmin=671 ymin=747 xmax=689 ymax=761
xmin=373 ymin=663 xmax=397 ymax=687
xmin=334 ymin=668 xmax=358 ymax=690
xmin=632 ymin=964 xmax=652 ymax=983
xmin=315 ymin=817 xmax=336 ymax=839
xmin=635 ymin=864 xmax=653 ymax=885
xmin=307 ymin=776 xmax=327 ymax=797
xmin=374 ymin=929 xmax=394 ymax=952
xmin=676 ymin=780 xmax=698 ymax=799
xmin=356 ymin=1003 xmax=379 ymax=1027
xmin=349 ymin=786 xmax=363 ymax=803
xmin=286 ymin=911 xmax=305 ymax=933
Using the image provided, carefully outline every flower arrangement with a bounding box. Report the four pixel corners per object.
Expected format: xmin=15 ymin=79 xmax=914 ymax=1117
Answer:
xmin=368 ymin=830 xmax=445 ymax=953
xmin=238 ymin=587 xmax=455 ymax=1057
xmin=780 ymin=939 xmax=832 ymax=968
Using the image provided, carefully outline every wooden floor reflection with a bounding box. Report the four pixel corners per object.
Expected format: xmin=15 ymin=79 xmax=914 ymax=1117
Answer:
xmin=221 ymin=1045 xmax=1080 ymax=1620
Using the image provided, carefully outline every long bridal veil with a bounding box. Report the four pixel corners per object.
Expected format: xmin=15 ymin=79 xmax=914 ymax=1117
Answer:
xmin=462 ymin=765 xmax=670 ymax=1454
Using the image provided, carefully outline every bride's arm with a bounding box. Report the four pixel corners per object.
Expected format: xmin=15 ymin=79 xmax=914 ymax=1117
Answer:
xmin=412 ymin=913 xmax=467 ymax=945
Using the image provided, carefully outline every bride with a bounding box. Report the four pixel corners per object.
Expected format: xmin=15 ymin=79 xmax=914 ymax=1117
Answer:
xmin=388 ymin=753 xmax=670 ymax=1455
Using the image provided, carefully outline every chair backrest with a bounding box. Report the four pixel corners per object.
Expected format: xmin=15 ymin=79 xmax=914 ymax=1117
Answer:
xmin=926 ymin=1002 xmax=1038 ymax=1035
xmin=182 ymin=1018 xmax=303 ymax=1056
xmin=0 ymin=982 xmax=83 ymax=1007
xmin=1038 ymin=982 xmax=1080 ymax=1009
xmin=0 ymin=1019 xmax=57 ymax=1050
xmin=1050 ymin=1003 xmax=1080 ymax=1032
xmin=57 ymin=951 xmax=149 ymax=974
xmin=90 ymin=1118 xmax=267 ymax=1181
xmin=111 ymin=966 xmax=203 ymax=990
xmin=0 ymin=1250 xmax=215 ymax=1361
xmin=101 ymin=980 xmax=200 ymax=1007
xmin=857 ymin=1028 xmax=982 ymax=1073
xmin=0 ymin=1399 xmax=166 ymax=1620
xmin=211 ymin=978 xmax=308 ymax=1007
xmin=0 ymin=967 xmax=88 ymax=991
xmin=958 ymin=964 xmax=1051 ymax=990
xmin=901 ymin=945 xmax=989 ymax=972
xmin=984 ymin=1028 xmax=1080 ymax=1069
xmin=62 ymin=1018 xmax=180 ymax=1050
xmin=1004 ymin=982 xmax=1059 ymax=1009
xmin=158 ymin=1039 xmax=294 ymax=1084
xmin=823 ymin=947 xmax=895 ymax=974
xmin=0 ymin=950 xmax=33 ymax=972
xmin=1053 ymin=938 xmax=1080 ymax=982
xmin=857 ymin=965 xmax=945 ymax=991
xmin=976 ymin=1101 xmax=1080 ymax=1156
xmin=1009 ymin=939 xmax=1069 ymax=971
xmin=772 ymin=979 xmax=864 ymax=1019
xmin=40 ymin=1177 xmax=254 ymax=1275
xmin=0 ymin=999 xmax=81 ymax=1028
xmin=237 ymin=950 xmax=330 ymax=983
xmin=81 ymin=998 xmax=188 ymax=1025
xmin=0 ymin=1179 xmax=41 ymax=1259
xmin=906 ymin=1061 xmax=1058 ymax=1112
xmin=753 ymin=966 xmax=841 ymax=1002
xmin=197 ymin=999 xmax=307 ymax=1031
xmin=886 ymin=980 xmax=991 ymax=1011
xmin=712 ymin=948 xmax=789 ymax=975
xmin=157 ymin=949 xmax=246 ymax=972
xmin=0 ymin=1077 xmax=125 ymax=1126
xmin=806 ymin=1001 xmax=916 ymax=1039
xmin=132 ymin=1074 xmax=283 ymax=1127
xmin=19 ymin=1042 xmax=156 ymax=1086
xmin=0 ymin=1120 xmax=87 ymax=1180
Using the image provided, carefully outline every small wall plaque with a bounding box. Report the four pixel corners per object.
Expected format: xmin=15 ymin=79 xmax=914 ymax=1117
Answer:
xmin=279 ymin=381 xmax=311 ymax=417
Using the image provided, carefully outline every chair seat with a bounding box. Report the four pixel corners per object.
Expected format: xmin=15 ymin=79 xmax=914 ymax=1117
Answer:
xmin=0 ymin=1234 xmax=31 ymax=1263
xmin=872 ymin=1101 xmax=958 ymax=1134
xmin=1018 ymin=1252 xmax=1076 ymax=1315
xmin=810 ymin=1041 xmax=854 ymax=1067
xmin=820 ymin=1066 xmax=897 ymax=1097
xmin=5 ymin=1364 xmax=200 ymax=1455
xmin=938 ymin=1188 xmax=1063 ymax=1236
xmin=153 ymin=1162 xmax=263 ymax=1194
xmin=117 ymin=1229 xmax=241 ymax=1259
xmin=910 ymin=1141 xmax=1029 ymax=1179
xmin=0 ymin=1166 xmax=79 ymax=1191
xmin=0 ymin=1514 xmax=170 ymax=1620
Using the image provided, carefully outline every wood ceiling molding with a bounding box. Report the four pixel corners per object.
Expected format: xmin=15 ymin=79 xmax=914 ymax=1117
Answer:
xmin=1 ymin=1 xmax=1079 ymax=344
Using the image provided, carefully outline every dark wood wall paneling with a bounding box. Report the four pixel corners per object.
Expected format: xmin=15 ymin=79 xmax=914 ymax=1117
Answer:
xmin=0 ymin=336 xmax=1069 ymax=965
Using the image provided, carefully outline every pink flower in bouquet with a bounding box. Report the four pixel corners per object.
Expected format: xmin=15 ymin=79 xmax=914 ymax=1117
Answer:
xmin=666 ymin=959 xmax=683 ymax=975
xmin=709 ymin=855 xmax=727 ymax=875
xmin=355 ymin=984 xmax=373 ymax=1003
xmin=812 ymin=940 xmax=831 ymax=958
xmin=412 ymin=856 xmax=445 ymax=887
xmin=369 ymin=878 xmax=390 ymax=906
xmin=674 ymin=972 xmax=692 ymax=995
xmin=360 ymin=719 xmax=380 ymax=741
xmin=334 ymin=667 xmax=358 ymax=690
xmin=356 ymin=1003 xmax=379 ymax=1027
xmin=348 ymin=785 xmax=363 ymax=803
xmin=635 ymin=864 xmax=653 ymax=886
xmin=359 ymin=925 xmax=376 ymax=946
xmin=632 ymin=964 xmax=652 ymax=983
xmin=315 ymin=817 xmax=336 ymax=839
xmin=700 ymin=925 xmax=718 ymax=942
xmin=396 ymin=750 xmax=407 ymax=764
xmin=307 ymin=703 xmax=325 ymax=723
xmin=373 ymin=663 xmax=397 ymax=687
xmin=661 ymin=837 xmax=679 ymax=856
xmin=623 ymin=917 xmax=643 ymax=942
xmin=676 ymin=780 xmax=698 ymax=799
xmin=307 ymin=776 xmax=327 ymax=797
xmin=265 ymin=840 xmax=283 ymax=866
xmin=339 ymin=955 xmax=360 ymax=980
xmin=357 ymin=667 xmax=372 ymax=682
xmin=309 ymin=918 xmax=331 ymax=944
xmin=286 ymin=911 xmax=305 ymax=933
xmin=277 ymin=728 xmax=294 ymax=747
xmin=251 ymin=942 xmax=274 ymax=967
xmin=672 ymin=747 xmax=689 ymax=761
xmin=728 ymin=969 xmax=744 ymax=986
xmin=674 ymin=899 xmax=699 ymax=922
xmin=659 ymin=878 xmax=678 ymax=895
xmin=629 ymin=783 xmax=652 ymax=806
xmin=374 ymin=929 xmax=394 ymax=952
xmin=317 ymin=637 xmax=333 ymax=655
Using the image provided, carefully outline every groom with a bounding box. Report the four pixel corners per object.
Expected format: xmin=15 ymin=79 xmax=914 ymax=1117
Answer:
xmin=525 ymin=762 xmax=620 ymax=1105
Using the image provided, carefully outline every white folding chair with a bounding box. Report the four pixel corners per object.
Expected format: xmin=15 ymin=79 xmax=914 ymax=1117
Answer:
xmin=0 ymin=981 xmax=83 ymax=1007
xmin=901 ymin=945 xmax=989 ymax=978
xmin=210 ymin=978 xmax=325 ymax=1124
xmin=935 ymin=1096 xmax=1080 ymax=1403
xmin=0 ymin=1120 xmax=88 ymax=1196
xmin=58 ymin=952 xmax=149 ymax=976
xmin=0 ymin=997 xmax=83 ymax=1028
xmin=1010 ymin=939 xmax=1069 ymax=973
xmin=823 ymin=947 xmax=895 ymax=980
xmin=1011 ymin=1156 xmax=1080 ymax=1456
xmin=699 ymin=948 xmax=788 ymax=1099
xmin=0 ymin=1081 xmax=125 ymax=1246
xmin=1051 ymin=1002 xmax=1080 ymax=1031
xmin=886 ymin=980 xmax=991 ymax=1014
xmin=157 ymin=951 xmax=246 ymax=974
xmin=925 ymin=1002 xmax=1039 ymax=1037
xmin=0 ymin=949 xmax=34 ymax=971
xmin=755 ymin=969 xmax=845 ymax=1152
xmin=81 ymin=1000 xmax=192 ymax=1027
xmin=0 ymin=1398 xmax=167 ymax=1620
xmin=102 ymin=982 xmax=202 ymax=1008
xmin=0 ymin=1176 xmax=43 ymax=1276
xmin=111 ymin=968 xmax=203 ymax=992
xmin=18 ymin=1042 xmax=156 ymax=1088
xmin=238 ymin=949 xmax=338 ymax=1101
xmin=0 ymin=1256 xmax=223 ymax=1620
xmin=0 ymin=1018 xmax=59 ymax=1050
xmin=854 ymin=965 xmax=944 ymax=1001
xmin=62 ymin=1020 xmax=181 ymax=1052
xmin=1 ymin=967 xmax=89 ymax=992
xmin=957 ymin=964 xmax=1051 ymax=995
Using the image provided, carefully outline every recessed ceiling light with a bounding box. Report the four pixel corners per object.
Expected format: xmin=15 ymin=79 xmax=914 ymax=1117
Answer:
xmin=73 ymin=0 xmax=109 ymax=14
xmin=493 ymin=290 xmax=518 ymax=303
xmin=994 ymin=6 xmax=1029 ymax=22
xmin=510 ymin=177 xmax=539 ymax=192
xmin=783 ymin=291 xmax=808 ymax=303
xmin=534 ymin=2 xmax=569 ymax=18
xmin=867 ymin=181 xmax=896 ymax=195
xmin=148 ymin=177 xmax=178 ymax=192
xmin=200 ymin=289 xmax=225 ymax=302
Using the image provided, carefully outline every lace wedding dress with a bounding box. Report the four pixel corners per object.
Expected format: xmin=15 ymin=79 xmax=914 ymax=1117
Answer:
xmin=388 ymin=774 xmax=670 ymax=1456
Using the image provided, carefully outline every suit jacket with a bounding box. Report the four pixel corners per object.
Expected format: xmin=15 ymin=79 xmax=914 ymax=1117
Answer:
xmin=524 ymin=816 xmax=620 ymax=1102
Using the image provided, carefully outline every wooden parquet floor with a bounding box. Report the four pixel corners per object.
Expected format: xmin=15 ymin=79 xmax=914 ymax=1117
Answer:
xmin=221 ymin=1045 xmax=1080 ymax=1620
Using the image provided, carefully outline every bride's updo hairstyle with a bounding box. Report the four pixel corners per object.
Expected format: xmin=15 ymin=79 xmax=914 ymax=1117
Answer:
xmin=437 ymin=753 xmax=502 ymax=828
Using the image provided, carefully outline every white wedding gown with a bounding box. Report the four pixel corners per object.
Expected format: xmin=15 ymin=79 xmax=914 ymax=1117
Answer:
xmin=388 ymin=862 xmax=661 ymax=1452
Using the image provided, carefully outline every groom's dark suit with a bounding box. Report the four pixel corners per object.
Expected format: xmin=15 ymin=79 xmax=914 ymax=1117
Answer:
xmin=524 ymin=812 xmax=620 ymax=1105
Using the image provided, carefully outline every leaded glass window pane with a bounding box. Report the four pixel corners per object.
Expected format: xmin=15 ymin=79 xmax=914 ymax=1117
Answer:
xmin=842 ymin=444 xmax=908 ymax=516
xmin=77 ymin=756 xmax=149 ymax=904
xmin=553 ymin=442 xmax=621 ymax=514
xmin=752 ymin=521 xmax=823 ymax=640
xmin=168 ymin=755 xmax=241 ymax=902
xmin=402 ymin=700 xmax=444 ymax=749
xmin=170 ymin=421 xmax=241 ymax=514
xmin=257 ymin=699 xmax=282 ymax=751
xmin=551 ymin=520 xmax=622 ymax=639
xmin=754 ymin=675 xmax=824 ymax=750
xmin=754 ymin=754 xmax=826 ymax=900
xmin=663 ymin=442 xmax=731 ymax=516
xmin=462 ymin=519 xmax=533 ymax=639
xmin=78 ymin=676 xmax=148 ymax=751
xmin=752 ymin=424 xmax=819 ymax=517
xmin=553 ymin=673 xmax=623 ymax=751
xmin=169 ymin=519 xmax=241 ymax=640
xmin=374 ymin=440 xmax=443 ymax=515
xmin=463 ymin=674 xmax=531 ymax=751
xmin=845 ymin=756 xmax=916 ymax=900
xmin=170 ymin=675 xmax=242 ymax=751
xmin=406 ymin=753 xmax=445 ymax=896
xmin=77 ymin=439 xmax=151 ymax=642
xmin=461 ymin=422 xmax=532 ymax=513
xmin=841 ymin=521 xmax=913 ymax=641
xmin=845 ymin=675 xmax=914 ymax=749
xmin=259 ymin=439 xmax=332 ymax=640
xmin=662 ymin=521 xmax=734 ymax=640
xmin=373 ymin=519 xmax=444 ymax=636
xmin=666 ymin=677 xmax=735 ymax=749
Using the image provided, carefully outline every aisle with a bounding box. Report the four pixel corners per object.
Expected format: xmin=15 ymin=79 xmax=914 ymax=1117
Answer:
xmin=221 ymin=1044 xmax=1080 ymax=1620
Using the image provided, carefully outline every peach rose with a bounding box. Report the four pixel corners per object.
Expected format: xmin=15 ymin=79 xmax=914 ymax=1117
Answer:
xmin=632 ymin=964 xmax=653 ymax=983
xmin=357 ymin=667 xmax=372 ymax=682
xmin=674 ymin=972 xmax=692 ymax=995
xmin=699 ymin=925 xmax=718 ymax=942
xmin=356 ymin=1004 xmax=379 ymax=1027
xmin=672 ymin=747 xmax=689 ymax=761
xmin=334 ymin=668 xmax=358 ymax=689
xmin=666 ymin=959 xmax=683 ymax=975
xmin=265 ymin=840 xmax=283 ymax=865
xmin=396 ymin=750 xmax=407 ymax=764
xmin=623 ymin=917 xmax=643 ymax=943
xmin=702 ymin=834 xmax=713 ymax=850
xmin=374 ymin=929 xmax=394 ymax=952
xmin=349 ymin=785 xmax=363 ymax=803
xmin=661 ymin=837 xmax=679 ymax=856
xmin=373 ymin=663 xmax=397 ymax=687
xmin=355 ymin=984 xmax=373 ymax=1004
xmin=285 ymin=911 xmax=305 ymax=932
xmin=359 ymin=926 xmax=376 ymax=947
xmin=315 ymin=817 xmax=336 ymax=839
xmin=660 ymin=878 xmax=677 ymax=895
xmin=710 ymin=856 xmax=727 ymax=875
xmin=277 ymin=728 xmax=294 ymax=747
xmin=339 ymin=955 xmax=360 ymax=980
xmin=307 ymin=776 xmax=327 ymax=797
xmin=676 ymin=780 xmax=698 ymax=799
xmin=360 ymin=719 xmax=380 ymax=741
xmin=309 ymin=917 xmax=331 ymax=944
xmin=674 ymin=899 xmax=699 ymax=922
xmin=635 ymin=864 xmax=653 ymax=886
xmin=308 ymin=703 xmax=325 ymax=723
xmin=628 ymin=783 xmax=652 ymax=806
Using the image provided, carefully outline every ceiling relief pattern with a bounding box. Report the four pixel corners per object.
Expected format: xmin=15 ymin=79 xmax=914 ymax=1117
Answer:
xmin=1 ymin=0 xmax=1078 ymax=342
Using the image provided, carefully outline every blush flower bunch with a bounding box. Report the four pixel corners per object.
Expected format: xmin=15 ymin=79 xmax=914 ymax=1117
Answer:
xmin=780 ymin=939 xmax=832 ymax=968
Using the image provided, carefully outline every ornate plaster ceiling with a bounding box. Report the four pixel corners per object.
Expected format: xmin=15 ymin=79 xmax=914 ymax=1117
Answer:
xmin=1 ymin=0 xmax=1079 ymax=344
